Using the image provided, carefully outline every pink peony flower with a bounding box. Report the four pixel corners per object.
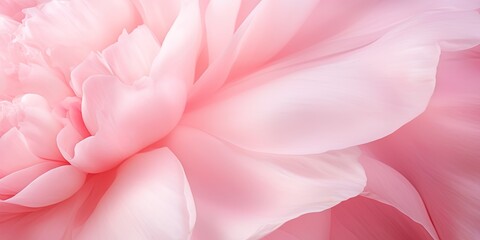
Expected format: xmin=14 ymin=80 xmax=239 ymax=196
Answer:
xmin=0 ymin=0 xmax=479 ymax=239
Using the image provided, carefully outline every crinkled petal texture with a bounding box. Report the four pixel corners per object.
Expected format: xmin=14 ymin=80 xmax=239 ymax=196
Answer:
xmin=184 ymin=10 xmax=480 ymax=155
xmin=364 ymin=46 xmax=480 ymax=240
xmin=164 ymin=127 xmax=366 ymax=240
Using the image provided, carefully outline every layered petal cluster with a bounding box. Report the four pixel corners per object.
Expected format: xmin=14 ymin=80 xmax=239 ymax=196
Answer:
xmin=0 ymin=0 xmax=479 ymax=239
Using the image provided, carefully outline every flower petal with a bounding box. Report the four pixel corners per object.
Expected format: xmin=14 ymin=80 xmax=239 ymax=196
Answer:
xmin=183 ymin=10 xmax=480 ymax=155
xmin=359 ymin=156 xmax=439 ymax=240
xmin=0 ymin=162 xmax=60 ymax=196
xmin=164 ymin=127 xmax=365 ymax=239
xmin=76 ymin=148 xmax=195 ymax=240
xmin=329 ymin=196 xmax=434 ymax=240
xmin=0 ymin=128 xmax=42 ymax=177
xmin=69 ymin=75 xmax=186 ymax=173
xmin=364 ymin=46 xmax=480 ymax=240
xmin=18 ymin=0 xmax=138 ymax=73
xmin=102 ymin=26 xmax=160 ymax=85
xmin=5 ymin=165 xmax=86 ymax=207
xmin=263 ymin=212 xmax=331 ymax=240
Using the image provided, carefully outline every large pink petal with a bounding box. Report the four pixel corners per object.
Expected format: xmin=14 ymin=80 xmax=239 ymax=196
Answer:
xmin=184 ymin=10 xmax=480 ymax=155
xmin=164 ymin=127 xmax=365 ymax=239
xmin=76 ymin=148 xmax=195 ymax=240
xmin=364 ymin=46 xmax=480 ymax=240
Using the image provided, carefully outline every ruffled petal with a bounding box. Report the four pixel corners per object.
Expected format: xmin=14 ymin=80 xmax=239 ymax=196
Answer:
xmin=18 ymin=0 xmax=139 ymax=73
xmin=76 ymin=148 xmax=195 ymax=240
xmin=164 ymin=127 xmax=365 ymax=239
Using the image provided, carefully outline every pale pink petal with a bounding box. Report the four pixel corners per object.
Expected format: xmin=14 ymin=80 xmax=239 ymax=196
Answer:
xmin=102 ymin=26 xmax=160 ymax=85
xmin=164 ymin=127 xmax=365 ymax=239
xmin=359 ymin=156 xmax=439 ymax=240
xmin=364 ymin=46 xmax=480 ymax=239
xmin=17 ymin=94 xmax=63 ymax=160
xmin=5 ymin=165 xmax=86 ymax=207
xmin=329 ymin=196 xmax=434 ymax=240
xmin=230 ymin=0 xmax=319 ymax=76
xmin=76 ymin=148 xmax=195 ymax=240
xmin=263 ymin=212 xmax=331 ymax=240
xmin=17 ymin=63 xmax=73 ymax=105
xmin=69 ymin=52 xmax=111 ymax=97
xmin=149 ymin=0 xmax=202 ymax=87
xmin=69 ymin=75 xmax=186 ymax=173
xmin=18 ymin=0 xmax=139 ymax=73
xmin=190 ymin=0 xmax=318 ymax=101
xmin=130 ymin=0 xmax=181 ymax=42
xmin=0 ymin=171 xmax=113 ymax=240
xmin=0 ymin=162 xmax=60 ymax=196
xmin=183 ymin=10 xmax=480 ymax=155
xmin=0 ymin=129 xmax=42 ymax=177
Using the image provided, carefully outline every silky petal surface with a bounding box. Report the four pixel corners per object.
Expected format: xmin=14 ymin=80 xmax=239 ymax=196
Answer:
xmin=365 ymin=46 xmax=480 ymax=240
xmin=164 ymin=127 xmax=365 ymax=240
xmin=184 ymin=10 xmax=480 ymax=155
xmin=263 ymin=211 xmax=331 ymax=240
xmin=330 ymin=196 xmax=434 ymax=240
xmin=359 ymin=156 xmax=439 ymax=240
xmin=77 ymin=148 xmax=196 ymax=240
xmin=5 ymin=165 xmax=86 ymax=207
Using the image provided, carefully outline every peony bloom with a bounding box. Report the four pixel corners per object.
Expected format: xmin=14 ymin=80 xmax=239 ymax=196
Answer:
xmin=0 ymin=0 xmax=479 ymax=239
